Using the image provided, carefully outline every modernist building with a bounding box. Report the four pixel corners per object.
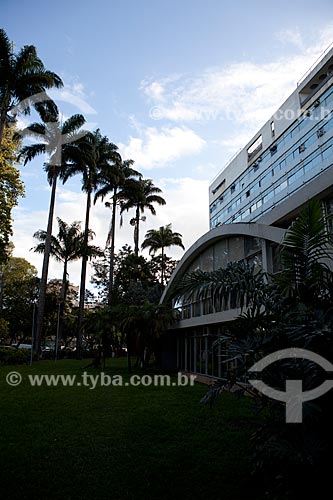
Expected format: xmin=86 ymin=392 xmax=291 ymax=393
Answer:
xmin=160 ymin=46 xmax=333 ymax=377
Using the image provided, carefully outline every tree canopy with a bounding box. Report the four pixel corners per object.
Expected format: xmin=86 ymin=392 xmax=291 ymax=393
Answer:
xmin=0 ymin=126 xmax=25 ymax=263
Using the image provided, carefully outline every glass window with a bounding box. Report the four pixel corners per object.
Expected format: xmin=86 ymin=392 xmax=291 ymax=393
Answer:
xmin=312 ymin=154 xmax=321 ymax=168
xmin=281 ymin=180 xmax=287 ymax=190
xmin=245 ymin=236 xmax=261 ymax=256
xmin=214 ymin=239 xmax=228 ymax=270
xmin=299 ymin=118 xmax=307 ymax=131
xmin=228 ymin=236 xmax=244 ymax=261
xmin=306 ymin=134 xmax=317 ymax=147
xmin=263 ymin=190 xmax=274 ymax=204
xmin=247 ymin=135 xmax=263 ymax=160
xmin=304 ymin=159 xmax=313 ymax=173
xmin=322 ymin=145 xmax=333 ymax=160
xmin=270 ymin=144 xmax=277 ymax=156
xmin=285 ymin=132 xmax=292 ymax=144
xmin=286 ymin=152 xmax=293 ymax=164
xmin=288 ymin=168 xmax=303 ymax=185
xmin=186 ymin=258 xmax=200 ymax=274
xmin=201 ymin=247 xmax=214 ymax=272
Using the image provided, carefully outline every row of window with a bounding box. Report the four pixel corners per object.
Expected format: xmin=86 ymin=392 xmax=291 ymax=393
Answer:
xmin=211 ymin=110 xmax=333 ymax=223
xmin=210 ymin=84 xmax=333 ymax=218
xmin=211 ymin=142 xmax=333 ymax=227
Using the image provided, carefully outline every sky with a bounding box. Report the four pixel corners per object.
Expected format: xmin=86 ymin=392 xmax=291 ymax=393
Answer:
xmin=2 ymin=0 xmax=333 ymax=292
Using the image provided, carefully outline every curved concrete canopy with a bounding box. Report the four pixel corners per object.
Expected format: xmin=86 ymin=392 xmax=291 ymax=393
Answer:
xmin=160 ymin=222 xmax=286 ymax=303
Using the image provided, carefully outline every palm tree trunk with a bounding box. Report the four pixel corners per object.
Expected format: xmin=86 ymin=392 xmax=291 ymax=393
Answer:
xmin=108 ymin=190 xmax=117 ymax=305
xmin=77 ymin=188 xmax=91 ymax=356
xmin=161 ymin=246 xmax=165 ymax=287
xmin=56 ymin=259 xmax=68 ymax=354
xmin=134 ymin=206 xmax=140 ymax=257
xmin=127 ymin=333 xmax=132 ymax=373
xmin=35 ymin=171 xmax=58 ymax=353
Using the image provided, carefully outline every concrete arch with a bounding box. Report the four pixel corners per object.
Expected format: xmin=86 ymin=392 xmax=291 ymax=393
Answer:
xmin=160 ymin=222 xmax=286 ymax=304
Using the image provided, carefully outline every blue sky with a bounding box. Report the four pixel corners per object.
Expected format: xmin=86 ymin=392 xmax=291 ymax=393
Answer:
xmin=2 ymin=0 xmax=333 ymax=289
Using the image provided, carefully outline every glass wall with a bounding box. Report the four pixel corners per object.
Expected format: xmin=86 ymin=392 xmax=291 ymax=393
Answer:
xmin=177 ymin=326 xmax=237 ymax=379
xmin=177 ymin=235 xmax=264 ymax=320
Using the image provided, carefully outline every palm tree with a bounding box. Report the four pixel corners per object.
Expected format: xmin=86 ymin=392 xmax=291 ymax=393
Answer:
xmin=32 ymin=217 xmax=101 ymax=351
xmin=119 ymin=302 xmax=173 ymax=372
xmin=0 ymin=28 xmax=63 ymax=146
xmin=275 ymin=199 xmax=333 ymax=304
xmin=142 ymin=224 xmax=185 ymax=286
xmin=94 ymin=158 xmax=140 ymax=304
xmin=60 ymin=129 xmax=119 ymax=352
xmin=120 ymin=178 xmax=166 ymax=257
xmin=19 ymin=111 xmax=86 ymax=351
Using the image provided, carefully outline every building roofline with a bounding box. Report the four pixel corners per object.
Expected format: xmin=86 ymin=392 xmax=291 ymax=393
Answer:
xmin=160 ymin=222 xmax=286 ymax=303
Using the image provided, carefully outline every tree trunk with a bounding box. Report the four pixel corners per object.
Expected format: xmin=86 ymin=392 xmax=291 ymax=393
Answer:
xmin=134 ymin=206 xmax=140 ymax=257
xmin=161 ymin=246 xmax=165 ymax=287
xmin=77 ymin=188 xmax=91 ymax=357
xmin=108 ymin=190 xmax=117 ymax=305
xmin=0 ymin=269 xmax=4 ymax=311
xmin=0 ymin=106 xmax=8 ymax=148
xmin=56 ymin=260 xmax=68 ymax=354
xmin=35 ymin=171 xmax=58 ymax=353
xmin=127 ymin=333 xmax=132 ymax=373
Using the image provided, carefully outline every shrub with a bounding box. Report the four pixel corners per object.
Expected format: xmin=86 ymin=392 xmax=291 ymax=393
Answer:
xmin=0 ymin=347 xmax=30 ymax=365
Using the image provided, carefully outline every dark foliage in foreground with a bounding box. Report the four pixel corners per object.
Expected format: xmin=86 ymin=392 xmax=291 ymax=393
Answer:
xmin=174 ymin=200 xmax=333 ymax=499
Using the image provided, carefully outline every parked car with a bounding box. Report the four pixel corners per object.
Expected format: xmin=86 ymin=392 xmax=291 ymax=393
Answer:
xmin=11 ymin=343 xmax=32 ymax=350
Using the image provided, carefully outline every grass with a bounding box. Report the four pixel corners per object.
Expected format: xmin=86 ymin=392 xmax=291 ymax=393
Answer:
xmin=0 ymin=358 xmax=262 ymax=500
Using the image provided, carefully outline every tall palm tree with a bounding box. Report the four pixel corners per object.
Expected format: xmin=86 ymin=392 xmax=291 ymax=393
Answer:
xmin=94 ymin=158 xmax=141 ymax=304
xmin=0 ymin=28 xmax=63 ymax=146
xmin=121 ymin=178 xmax=166 ymax=257
xmin=32 ymin=217 xmax=101 ymax=351
xmin=142 ymin=224 xmax=185 ymax=286
xmin=19 ymin=111 xmax=86 ymax=351
xmin=60 ymin=129 xmax=119 ymax=352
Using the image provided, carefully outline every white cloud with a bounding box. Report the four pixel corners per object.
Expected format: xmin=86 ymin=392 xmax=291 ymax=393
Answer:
xmin=143 ymin=81 xmax=165 ymax=102
xmin=141 ymin=25 xmax=333 ymax=141
xmin=119 ymin=126 xmax=205 ymax=169
xmin=140 ymin=74 xmax=182 ymax=103
xmin=151 ymin=177 xmax=210 ymax=254
xmin=275 ymin=28 xmax=304 ymax=49
xmin=49 ymin=80 xmax=98 ymax=116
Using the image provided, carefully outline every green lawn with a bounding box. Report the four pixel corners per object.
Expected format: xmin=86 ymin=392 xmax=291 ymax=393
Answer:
xmin=0 ymin=359 xmax=261 ymax=500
